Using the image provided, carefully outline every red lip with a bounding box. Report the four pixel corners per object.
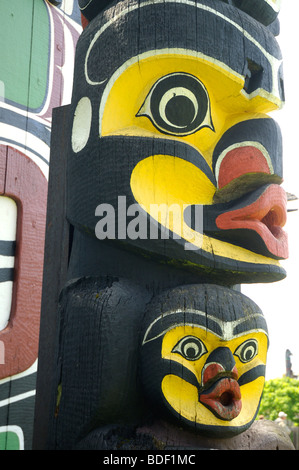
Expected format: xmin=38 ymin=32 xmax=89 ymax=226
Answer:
xmin=216 ymin=184 xmax=288 ymax=259
xmin=200 ymin=378 xmax=242 ymax=420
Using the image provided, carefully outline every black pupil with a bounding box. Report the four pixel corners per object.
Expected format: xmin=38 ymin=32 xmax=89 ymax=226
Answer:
xmin=184 ymin=341 xmax=200 ymax=358
xmin=244 ymin=348 xmax=254 ymax=360
xmin=242 ymin=341 xmax=257 ymax=361
xmin=165 ymin=95 xmax=195 ymax=127
xmin=186 ymin=347 xmax=197 ymax=358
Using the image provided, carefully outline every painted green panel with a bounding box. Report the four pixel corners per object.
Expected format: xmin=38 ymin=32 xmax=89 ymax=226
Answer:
xmin=0 ymin=0 xmax=50 ymax=110
xmin=0 ymin=431 xmax=21 ymax=450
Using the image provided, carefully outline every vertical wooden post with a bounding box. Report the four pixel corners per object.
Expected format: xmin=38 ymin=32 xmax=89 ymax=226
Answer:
xmin=32 ymin=106 xmax=72 ymax=450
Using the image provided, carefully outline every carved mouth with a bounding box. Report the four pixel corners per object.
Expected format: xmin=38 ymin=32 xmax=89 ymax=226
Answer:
xmin=215 ymin=184 xmax=288 ymax=259
xmin=199 ymin=378 xmax=242 ymax=420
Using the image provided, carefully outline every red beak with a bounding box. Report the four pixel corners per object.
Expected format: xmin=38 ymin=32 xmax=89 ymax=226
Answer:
xmin=199 ymin=360 xmax=242 ymax=420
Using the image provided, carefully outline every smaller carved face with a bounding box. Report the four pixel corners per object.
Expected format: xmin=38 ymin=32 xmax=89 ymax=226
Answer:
xmin=140 ymin=285 xmax=268 ymax=437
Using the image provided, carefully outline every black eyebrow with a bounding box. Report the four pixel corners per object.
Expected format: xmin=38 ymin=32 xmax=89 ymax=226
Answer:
xmin=233 ymin=315 xmax=268 ymax=336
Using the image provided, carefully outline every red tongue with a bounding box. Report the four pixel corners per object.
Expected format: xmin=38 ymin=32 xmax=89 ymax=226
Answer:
xmin=200 ymin=378 xmax=242 ymax=421
xmin=216 ymin=184 xmax=288 ymax=259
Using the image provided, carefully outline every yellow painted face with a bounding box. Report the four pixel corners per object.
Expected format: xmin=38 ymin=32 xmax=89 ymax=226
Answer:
xmin=140 ymin=284 xmax=268 ymax=436
xmin=160 ymin=325 xmax=268 ymax=430
xmin=99 ymin=52 xmax=285 ymax=269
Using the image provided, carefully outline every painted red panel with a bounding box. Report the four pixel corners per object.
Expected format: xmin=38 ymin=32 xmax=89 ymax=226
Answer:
xmin=0 ymin=146 xmax=7 ymax=194
xmin=0 ymin=146 xmax=47 ymax=379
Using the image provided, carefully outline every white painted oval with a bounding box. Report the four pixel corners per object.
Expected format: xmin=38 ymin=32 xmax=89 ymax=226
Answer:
xmin=71 ymin=96 xmax=92 ymax=153
xmin=0 ymin=196 xmax=17 ymax=331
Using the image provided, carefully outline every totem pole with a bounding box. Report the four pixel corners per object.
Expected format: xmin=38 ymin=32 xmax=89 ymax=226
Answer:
xmin=35 ymin=0 xmax=293 ymax=450
xmin=0 ymin=0 xmax=81 ymax=450
xmin=285 ymin=349 xmax=297 ymax=379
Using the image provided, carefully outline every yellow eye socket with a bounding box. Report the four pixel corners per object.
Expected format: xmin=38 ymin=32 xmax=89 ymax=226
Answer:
xmin=137 ymin=72 xmax=214 ymax=136
xmin=172 ymin=335 xmax=207 ymax=361
xmin=234 ymin=339 xmax=258 ymax=363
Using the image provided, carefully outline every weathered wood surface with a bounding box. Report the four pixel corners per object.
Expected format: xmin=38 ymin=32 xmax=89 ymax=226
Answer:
xmin=33 ymin=106 xmax=71 ymax=450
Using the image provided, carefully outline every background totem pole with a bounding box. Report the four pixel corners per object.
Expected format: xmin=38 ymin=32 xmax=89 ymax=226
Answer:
xmin=34 ymin=0 xmax=294 ymax=450
xmin=0 ymin=0 xmax=81 ymax=450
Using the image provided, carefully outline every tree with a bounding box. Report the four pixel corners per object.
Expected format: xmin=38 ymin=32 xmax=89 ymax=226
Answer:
xmin=258 ymin=377 xmax=299 ymax=425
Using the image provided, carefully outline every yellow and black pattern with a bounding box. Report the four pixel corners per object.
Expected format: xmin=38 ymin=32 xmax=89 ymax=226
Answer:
xmin=67 ymin=0 xmax=287 ymax=284
xmin=140 ymin=283 xmax=268 ymax=437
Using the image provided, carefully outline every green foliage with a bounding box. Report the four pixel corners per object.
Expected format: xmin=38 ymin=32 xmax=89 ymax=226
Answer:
xmin=258 ymin=377 xmax=299 ymax=425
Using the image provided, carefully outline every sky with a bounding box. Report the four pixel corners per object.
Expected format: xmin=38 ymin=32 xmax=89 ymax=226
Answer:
xmin=242 ymin=1 xmax=299 ymax=381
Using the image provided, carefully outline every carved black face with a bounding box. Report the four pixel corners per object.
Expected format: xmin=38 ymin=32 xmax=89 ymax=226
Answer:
xmin=68 ymin=0 xmax=287 ymax=283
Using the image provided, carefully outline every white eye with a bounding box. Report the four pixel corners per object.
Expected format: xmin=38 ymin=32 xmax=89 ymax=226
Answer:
xmin=137 ymin=73 xmax=214 ymax=136
xmin=71 ymin=96 xmax=92 ymax=153
xmin=234 ymin=339 xmax=258 ymax=363
xmin=172 ymin=335 xmax=207 ymax=361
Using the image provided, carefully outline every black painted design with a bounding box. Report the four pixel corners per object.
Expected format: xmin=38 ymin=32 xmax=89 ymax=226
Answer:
xmin=137 ymin=72 xmax=213 ymax=136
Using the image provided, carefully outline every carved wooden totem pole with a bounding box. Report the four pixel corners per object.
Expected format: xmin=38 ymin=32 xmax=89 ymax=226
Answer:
xmin=37 ymin=0 xmax=291 ymax=449
xmin=0 ymin=0 xmax=81 ymax=449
